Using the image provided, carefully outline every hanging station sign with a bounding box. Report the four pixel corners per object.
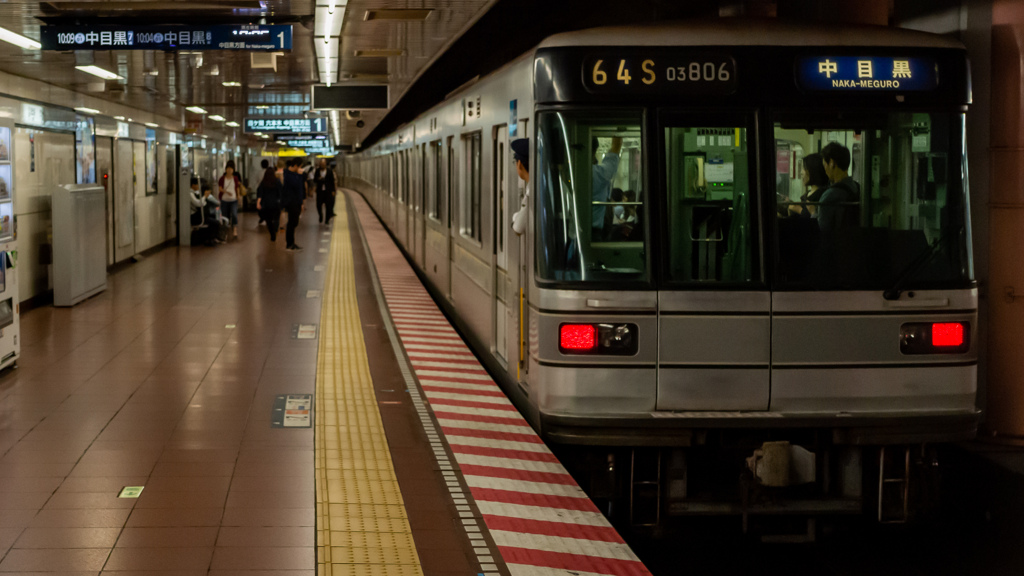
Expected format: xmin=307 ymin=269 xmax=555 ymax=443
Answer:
xmin=274 ymin=134 xmax=326 ymax=142
xmin=244 ymin=117 xmax=327 ymax=134
xmin=279 ymin=138 xmax=332 ymax=149
xmin=40 ymin=24 xmax=292 ymax=51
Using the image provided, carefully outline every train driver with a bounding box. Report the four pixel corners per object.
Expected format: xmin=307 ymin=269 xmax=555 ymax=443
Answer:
xmin=818 ymin=142 xmax=861 ymax=235
xmin=591 ymin=136 xmax=622 ymax=241
xmin=511 ymin=138 xmax=529 ymax=235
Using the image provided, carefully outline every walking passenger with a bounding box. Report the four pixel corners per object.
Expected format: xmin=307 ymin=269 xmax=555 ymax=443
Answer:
xmin=283 ymin=159 xmax=305 ymax=252
xmin=314 ymin=159 xmax=336 ymax=225
xmin=257 ymin=166 xmax=284 ymax=243
xmin=218 ymin=160 xmax=246 ymax=240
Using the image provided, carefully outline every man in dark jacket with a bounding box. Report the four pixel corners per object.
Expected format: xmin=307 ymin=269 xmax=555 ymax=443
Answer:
xmin=314 ymin=159 xmax=337 ymax=225
xmin=819 ymin=142 xmax=860 ymax=235
xmin=283 ymin=159 xmax=305 ymax=251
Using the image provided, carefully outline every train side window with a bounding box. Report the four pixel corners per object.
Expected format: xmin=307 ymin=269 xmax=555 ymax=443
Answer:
xmin=663 ymin=123 xmax=755 ymax=284
xmin=428 ymin=140 xmax=442 ymax=221
xmin=773 ymin=111 xmax=971 ymax=290
xmin=535 ymin=110 xmax=647 ymax=284
xmin=461 ymin=132 xmax=482 ymax=243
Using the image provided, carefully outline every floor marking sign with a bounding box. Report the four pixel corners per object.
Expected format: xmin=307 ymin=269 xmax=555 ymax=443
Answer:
xmin=272 ymin=394 xmax=313 ymax=428
xmin=118 ymin=486 xmax=144 ymax=498
xmin=295 ymin=324 xmax=318 ymax=339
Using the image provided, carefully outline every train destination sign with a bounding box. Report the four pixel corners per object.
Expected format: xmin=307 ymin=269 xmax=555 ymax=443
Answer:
xmin=40 ymin=25 xmax=292 ymax=51
xmin=582 ymin=53 xmax=737 ymax=95
xmin=244 ymin=117 xmax=326 ymax=134
xmin=797 ymin=56 xmax=938 ymax=91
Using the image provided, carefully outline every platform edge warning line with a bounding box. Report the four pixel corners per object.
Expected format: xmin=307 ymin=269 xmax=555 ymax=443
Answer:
xmin=315 ymin=194 xmax=424 ymax=576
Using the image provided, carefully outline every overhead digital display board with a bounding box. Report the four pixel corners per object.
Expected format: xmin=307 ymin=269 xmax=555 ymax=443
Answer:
xmin=280 ymin=138 xmax=332 ymax=149
xmin=244 ymin=117 xmax=326 ymax=134
xmin=274 ymin=134 xmax=326 ymax=142
xmin=41 ymin=25 xmax=292 ymax=51
xmin=796 ymin=56 xmax=938 ymax=91
xmin=311 ymin=85 xmax=389 ymax=110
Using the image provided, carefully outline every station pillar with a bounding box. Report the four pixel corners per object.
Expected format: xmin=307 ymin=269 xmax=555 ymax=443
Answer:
xmin=987 ymin=0 xmax=1024 ymax=438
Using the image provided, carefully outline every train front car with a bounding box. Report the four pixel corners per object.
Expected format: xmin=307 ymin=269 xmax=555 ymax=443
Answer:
xmin=528 ymin=21 xmax=978 ymax=528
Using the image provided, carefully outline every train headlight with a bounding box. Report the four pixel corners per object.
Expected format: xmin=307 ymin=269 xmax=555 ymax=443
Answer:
xmin=559 ymin=323 xmax=639 ymax=355
xmin=900 ymin=322 xmax=969 ymax=354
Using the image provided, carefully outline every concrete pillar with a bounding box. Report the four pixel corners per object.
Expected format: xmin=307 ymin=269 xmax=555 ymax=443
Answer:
xmin=987 ymin=0 xmax=1024 ymax=437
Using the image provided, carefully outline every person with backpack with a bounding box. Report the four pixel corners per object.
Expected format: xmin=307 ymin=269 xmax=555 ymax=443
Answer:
xmin=256 ymin=166 xmax=284 ymax=242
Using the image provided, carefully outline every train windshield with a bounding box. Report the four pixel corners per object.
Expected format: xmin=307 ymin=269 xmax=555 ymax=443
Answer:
xmin=536 ymin=110 xmax=647 ymax=283
xmin=774 ymin=111 xmax=972 ymax=290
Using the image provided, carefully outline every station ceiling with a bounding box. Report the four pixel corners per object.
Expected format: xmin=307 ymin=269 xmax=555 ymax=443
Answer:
xmin=0 ymin=0 xmax=493 ymax=147
xmin=0 ymin=0 xmax=974 ymax=150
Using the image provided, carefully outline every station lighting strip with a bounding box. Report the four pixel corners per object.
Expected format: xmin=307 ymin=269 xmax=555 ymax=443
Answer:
xmin=315 ymin=0 xmax=347 ymax=86
xmin=0 ymin=25 xmax=40 ymax=50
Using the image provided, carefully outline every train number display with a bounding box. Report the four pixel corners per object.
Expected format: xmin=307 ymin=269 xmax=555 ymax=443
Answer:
xmin=582 ymin=53 xmax=737 ymax=95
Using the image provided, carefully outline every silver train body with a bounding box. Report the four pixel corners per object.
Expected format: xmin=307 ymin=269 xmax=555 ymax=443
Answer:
xmin=344 ymin=20 xmax=978 ymax=524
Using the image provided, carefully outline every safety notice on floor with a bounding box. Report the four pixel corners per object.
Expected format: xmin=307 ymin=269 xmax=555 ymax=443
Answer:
xmin=272 ymin=394 xmax=313 ymax=428
xmin=295 ymin=324 xmax=318 ymax=339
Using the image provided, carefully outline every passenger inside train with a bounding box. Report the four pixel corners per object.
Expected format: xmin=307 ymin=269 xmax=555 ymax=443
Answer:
xmin=774 ymin=111 xmax=967 ymax=290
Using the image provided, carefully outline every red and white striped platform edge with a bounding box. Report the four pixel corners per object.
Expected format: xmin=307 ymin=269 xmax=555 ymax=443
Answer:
xmin=350 ymin=191 xmax=651 ymax=576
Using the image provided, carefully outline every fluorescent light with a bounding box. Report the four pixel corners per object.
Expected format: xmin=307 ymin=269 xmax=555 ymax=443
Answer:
xmin=253 ymin=132 xmax=263 ymax=136
xmin=209 ymin=115 xmax=226 ymax=122
xmin=260 ymin=134 xmax=269 ymax=139
xmin=255 ymin=105 xmax=270 ymax=109
xmin=75 ymin=65 xmax=122 ymax=80
xmin=144 ymin=122 xmax=158 ymax=128
xmin=226 ymin=121 xmax=240 ymax=127
xmin=74 ymin=107 xmax=100 ymax=115
xmin=113 ymin=115 xmax=125 ymax=120
xmin=222 ymin=81 xmax=241 ymax=87
xmin=0 ymin=26 xmax=40 ymax=50
xmin=186 ymin=106 xmax=207 ymax=114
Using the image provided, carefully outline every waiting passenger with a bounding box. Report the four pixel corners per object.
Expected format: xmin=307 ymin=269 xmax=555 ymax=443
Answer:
xmin=818 ymin=142 xmax=860 ymax=234
xmin=257 ymin=166 xmax=284 ymax=243
xmin=788 ymin=153 xmax=830 ymax=218
xmin=283 ymin=159 xmax=306 ymax=252
xmin=511 ymin=138 xmax=530 ymax=236
xmin=218 ymin=160 xmax=246 ymax=241
xmin=189 ymin=177 xmax=204 ymax=228
xmin=201 ymin=182 xmax=225 ymax=246
xmin=591 ymin=136 xmax=622 ymax=241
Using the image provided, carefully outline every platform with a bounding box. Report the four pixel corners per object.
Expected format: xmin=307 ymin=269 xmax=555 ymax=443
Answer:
xmin=0 ymin=193 xmax=650 ymax=576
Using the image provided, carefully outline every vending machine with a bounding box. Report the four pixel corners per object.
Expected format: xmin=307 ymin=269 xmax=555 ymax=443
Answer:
xmin=0 ymin=118 xmax=19 ymax=370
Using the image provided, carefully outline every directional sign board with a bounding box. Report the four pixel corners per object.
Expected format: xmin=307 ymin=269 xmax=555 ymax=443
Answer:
xmin=275 ymin=134 xmax=326 ymax=142
xmin=279 ymin=138 xmax=331 ymax=148
xmin=41 ymin=25 xmax=292 ymax=51
xmin=245 ymin=117 xmax=327 ymax=134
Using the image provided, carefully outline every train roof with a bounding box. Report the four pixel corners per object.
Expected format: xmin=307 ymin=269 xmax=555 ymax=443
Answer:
xmin=538 ymin=19 xmax=965 ymax=51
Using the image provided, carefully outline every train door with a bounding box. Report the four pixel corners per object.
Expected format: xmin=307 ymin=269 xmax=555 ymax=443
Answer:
xmin=416 ymin=144 xmax=426 ymax=267
xmin=96 ymin=136 xmax=113 ymax=265
xmin=113 ymin=138 xmax=136 ymax=263
xmin=655 ymin=112 xmax=770 ymax=411
xmin=516 ymin=119 xmax=529 ymax=383
xmin=493 ymin=126 xmax=509 ymax=364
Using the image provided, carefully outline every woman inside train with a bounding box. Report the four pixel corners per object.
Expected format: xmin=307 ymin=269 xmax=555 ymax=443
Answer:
xmin=787 ymin=152 xmax=829 ymax=218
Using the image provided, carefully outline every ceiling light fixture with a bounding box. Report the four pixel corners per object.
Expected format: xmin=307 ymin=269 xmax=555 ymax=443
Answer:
xmin=75 ymin=65 xmax=123 ymax=80
xmin=114 ymin=115 xmax=125 ymax=120
xmin=0 ymin=26 xmax=41 ymax=50
xmin=255 ymin=105 xmax=270 ymax=109
xmin=209 ymin=115 xmax=226 ymax=121
xmin=226 ymin=121 xmax=240 ymax=127
xmin=74 ymin=107 xmax=100 ymax=115
xmin=186 ymin=106 xmax=207 ymax=114
xmin=222 ymin=81 xmax=242 ymax=87
xmin=144 ymin=122 xmax=158 ymax=128
xmin=353 ymin=49 xmax=404 ymax=58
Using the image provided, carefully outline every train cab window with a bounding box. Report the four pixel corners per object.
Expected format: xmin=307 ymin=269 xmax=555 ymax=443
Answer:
xmin=773 ymin=111 xmax=971 ymax=290
xmin=663 ymin=122 xmax=755 ymax=284
xmin=536 ymin=110 xmax=647 ymax=283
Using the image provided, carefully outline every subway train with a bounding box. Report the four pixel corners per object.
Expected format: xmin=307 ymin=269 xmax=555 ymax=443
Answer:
xmin=343 ymin=20 xmax=978 ymax=530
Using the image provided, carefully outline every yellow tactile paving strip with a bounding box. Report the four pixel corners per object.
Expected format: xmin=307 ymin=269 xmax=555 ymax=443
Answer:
xmin=315 ymin=194 xmax=424 ymax=576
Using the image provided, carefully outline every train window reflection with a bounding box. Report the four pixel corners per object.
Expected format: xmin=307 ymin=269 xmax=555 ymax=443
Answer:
xmin=664 ymin=124 xmax=754 ymax=283
xmin=536 ymin=110 xmax=647 ymax=283
xmin=774 ymin=111 xmax=971 ymax=290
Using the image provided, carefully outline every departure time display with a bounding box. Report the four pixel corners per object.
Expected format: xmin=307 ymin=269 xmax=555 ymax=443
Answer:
xmin=582 ymin=53 xmax=737 ymax=95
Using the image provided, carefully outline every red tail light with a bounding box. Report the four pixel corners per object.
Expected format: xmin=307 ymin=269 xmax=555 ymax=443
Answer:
xmin=560 ymin=324 xmax=596 ymax=351
xmin=932 ymin=323 xmax=965 ymax=347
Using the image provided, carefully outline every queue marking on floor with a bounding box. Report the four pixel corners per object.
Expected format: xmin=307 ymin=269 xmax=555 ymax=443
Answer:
xmin=315 ymin=193 xmax=424 ymax=576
